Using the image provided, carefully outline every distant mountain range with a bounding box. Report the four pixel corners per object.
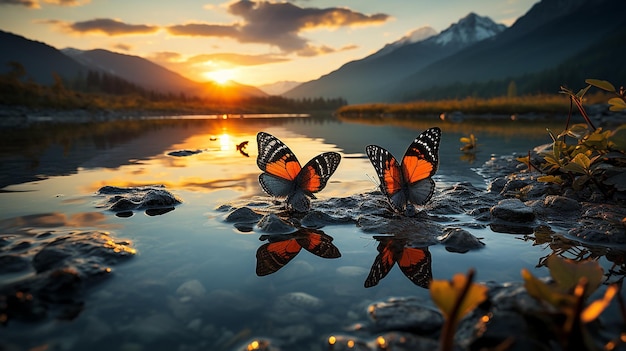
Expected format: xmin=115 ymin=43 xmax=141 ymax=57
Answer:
xmin=1 ymin=0 xmax=624 ymax=104
xmin=0 ymin=31 xmax=267 ymax=99
xmin=284 ymin=0 xmax=626 ymax=103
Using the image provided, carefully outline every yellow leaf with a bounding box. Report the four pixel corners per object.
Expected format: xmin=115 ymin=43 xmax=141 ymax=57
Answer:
xmin=521 ymin=268 xmax=576 ymax=309
xmin=585 ymin=79 xmax=616 ymax=92
xmin=547 ymin=256 xmax=603 ymax=297
xmin=581 ymin=284 xmax=618 ymax=323
xmin=430 ymin=272 xmax=488 ymax=322
xmin=460 ymin=137 xmax=471 ymax=143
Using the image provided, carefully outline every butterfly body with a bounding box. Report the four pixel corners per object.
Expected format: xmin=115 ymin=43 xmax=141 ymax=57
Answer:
xmin=257 ymin=132 xmax=341 ymax=212
xmin=366 ymin=127 xmax=441 ymax=214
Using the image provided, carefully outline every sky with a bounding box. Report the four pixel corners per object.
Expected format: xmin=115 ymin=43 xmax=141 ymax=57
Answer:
xmin=0 ymin=0 xmax=539 ymax=87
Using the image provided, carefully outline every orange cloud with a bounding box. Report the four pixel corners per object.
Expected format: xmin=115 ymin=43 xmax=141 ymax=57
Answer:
xmin=166 ymin=0 xmax=389 ymax=53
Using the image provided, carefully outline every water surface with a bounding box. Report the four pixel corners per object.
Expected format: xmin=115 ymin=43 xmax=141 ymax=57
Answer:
xmin=0 ymin=115 xmax=622 ymax=350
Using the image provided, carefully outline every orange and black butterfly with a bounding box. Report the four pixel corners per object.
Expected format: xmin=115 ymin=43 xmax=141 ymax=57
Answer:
xmin=364 ymin=235 xmax=432 ymax=288
xmin=365 ymin=127 xmax=441 ymax=213
xmin=256 ymin=228 xmax=341 ymax=276
xmin=257 ymin=132 xmax=341 ymax=212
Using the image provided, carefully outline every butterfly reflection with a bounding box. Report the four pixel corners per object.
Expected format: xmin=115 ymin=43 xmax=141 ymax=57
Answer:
xmin=256 ymin=228 xmax=341 ymax=276
xmin=365 ymin=235 xmax=432 ymax=289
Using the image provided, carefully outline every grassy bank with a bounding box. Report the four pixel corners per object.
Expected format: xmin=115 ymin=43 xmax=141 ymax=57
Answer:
xmin=336 ymin=94 xmax=611 ymax=117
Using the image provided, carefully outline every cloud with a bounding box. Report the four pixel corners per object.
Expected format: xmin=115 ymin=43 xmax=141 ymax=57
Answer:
xmin=51 ymin=18 xmax=159 ymax=36
xmin=166 ymin=0 xmax=389 ymax=53
xmin=187 ymin=53 xmax=289 ymax=67
xmin=0 ymin=0 xmax=89 ymax=7
xmin=0 ymin=0 xmax=40 ymax=8
xmin=43 ymin=0 xmax=91 ymax=6
xmin=112 ymin=43 xmax=132 ymax=51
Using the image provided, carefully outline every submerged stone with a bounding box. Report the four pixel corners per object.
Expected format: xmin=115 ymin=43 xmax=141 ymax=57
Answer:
xmin=490 ymin=198 xmax=535 ymax=223
xmin=366 ymin=297 xmax=443 ymax=334
xmin=97 ymin=185 xmax=181 ymax=215
xmin=438 ymin=227 xmax=485 ymax=253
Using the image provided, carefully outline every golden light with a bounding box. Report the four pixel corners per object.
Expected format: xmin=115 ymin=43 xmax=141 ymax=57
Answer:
xmin=204 ymin=68 xmax=238 ymax=85
xmin=219 ymin=132 xmax=231 ymax=151
xmin=328 ymin=335 xmax=336 ymax=345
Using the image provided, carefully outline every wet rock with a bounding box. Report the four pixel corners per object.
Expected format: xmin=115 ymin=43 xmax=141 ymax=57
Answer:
xmin=366 ymin=297 xmax=443 ymax=334
xmin=257 ymin=213 xmax=298 ymax=234
xmin=97 ymin=185 xmax=181 ymax=215
xmin=438 ymin=227 xmax=485 ymax=253
xmin=176 ymin=279 xmax=206 ymax=300
xmin=167 ymin=149 xmax=202 ymax=157
xmin=300 ymin=210 xmax=353 ymax=228
xmin=0 ymin=230 xmax=135 ymax=323
xmin=269 ymin=292 xmax=323 ymax=324
xmin=0 ymin=254 xmax=30 ymax=273
xmin=224 ymin=207 xmax=264 ymax=223
xmin=543 ymin=195 xmax=581 ymax=212
xmin=490 ymin=198 xmax=535 ymax=223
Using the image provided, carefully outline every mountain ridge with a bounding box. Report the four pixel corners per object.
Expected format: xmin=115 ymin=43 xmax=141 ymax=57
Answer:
xmin=283 ymin=12 xmax=507 ymax=103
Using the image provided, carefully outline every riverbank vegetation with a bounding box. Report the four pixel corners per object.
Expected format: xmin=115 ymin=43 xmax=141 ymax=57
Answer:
xmin=336 ymin=92 xmax=612 ymax=118
xmin=0 ymin=62 xmax=346 ymax=115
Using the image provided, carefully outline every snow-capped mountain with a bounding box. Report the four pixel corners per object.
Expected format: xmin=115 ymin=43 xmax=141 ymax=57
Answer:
xmin=372 ymin=26 xmax=437 ymax=59
xmin=284 ymin=13 xmax=506 ymax=103
xmin=433 ymin=13 xmax=506 ymax=45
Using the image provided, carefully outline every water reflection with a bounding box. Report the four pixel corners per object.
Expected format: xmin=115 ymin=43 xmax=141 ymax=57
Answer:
xmin=521 ymin=227 xmax=626 ymax=284
xmin=364 ymin=235 xmax=432 ymax=289
xmin=255 ymin=228 xmax=341 ymax=276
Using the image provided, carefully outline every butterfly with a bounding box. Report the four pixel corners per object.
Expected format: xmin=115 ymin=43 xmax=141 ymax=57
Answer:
xmin=365 ymin=127 xmax=441 ymax=214
xmin=364 ymin=235 xmax=432 ymax=288
xmin=256 ymin=228 xmax=341 ymax=276
xmin=256 ymin=132 xmax=341 ymax=212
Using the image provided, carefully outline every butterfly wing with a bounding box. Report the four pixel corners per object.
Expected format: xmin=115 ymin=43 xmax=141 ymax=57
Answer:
xmin=296 ymin=229 xmax=341 ymax=259
xmin=401 ymin=127 xmax=441 ymax=205
xmin=364 ymin=238 xmax=399 ymax=288
xmin=398 ymin=246 xmax=432 ymax=288
xmin=257 ymin=132 xmax=302 ymax=197
xmin=255 ymin=238 xmax=302 ymax=276
xmin=297 ymin=152 xmax=342 ymax=196
xmin=365 ymin=145 xmax=406 ymax=212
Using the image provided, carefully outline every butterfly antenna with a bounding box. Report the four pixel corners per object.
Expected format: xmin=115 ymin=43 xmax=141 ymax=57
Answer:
xmin=366 ymin=173 xmax=380 ymax=189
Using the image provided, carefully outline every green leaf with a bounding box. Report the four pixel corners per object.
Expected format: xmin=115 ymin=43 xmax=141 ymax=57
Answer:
xmin=585 ymin=79 xmax=616 ymax=93
xmin=547 ymin=256 xmax=604 ymax=297
xmin=608 ymin=97 xmax=626 ymax=111
xmin=609 ymin=125 xmax=626 ymax=152
xmin=575 ymin=85 xmax=591 ymax=99
xmin=563 ymin=161 xmax=587 ymax=175
xmin=564 ymin=124 xmax=589 ymax=139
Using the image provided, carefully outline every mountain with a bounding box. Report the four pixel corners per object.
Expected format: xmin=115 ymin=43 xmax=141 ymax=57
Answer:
xmin=370 ymin=26 xmax=437 ymax=59
xmin=0 ymin=30 xmax=86 ymax=85
xmin=283 ymin=13 xmax=506 ymax=103
xmin=390 ymin=0 xmax=626 ymax=101
xmin=257 ymin=80 xmax=302 ymax=95
xmin=62 ymin=48 xmax=267 ymax=98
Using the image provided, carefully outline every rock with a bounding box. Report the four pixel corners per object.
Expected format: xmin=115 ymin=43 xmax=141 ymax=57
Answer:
xmin=543 ymin=195 xmax=581 ymax=213
xmin=490 ymin=198 xmax=535 ymax=223
xmin=438 ymin=227 xmax=485 ymax=253
xmin=224 ymin=207 xmax=264 ymax=223
xmin=366 ymin=297 xmax=443 ymax=334
xmin=97 ymin=185 xmax=181 ymax=215
xmin=167 ymin=149 xmax=202 ymax=157
xmin=257 ymin=213 xmax=297 ymax=234
xmin=176 ymin=279 xmax=206 ymax=299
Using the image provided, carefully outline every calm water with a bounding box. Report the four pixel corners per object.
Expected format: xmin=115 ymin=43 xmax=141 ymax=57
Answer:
xmin=0 ymin=115 xmax=622 ymax=350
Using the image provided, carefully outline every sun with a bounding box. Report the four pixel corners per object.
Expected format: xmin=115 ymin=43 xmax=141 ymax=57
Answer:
xmin=203 ymin=69 xmax=237 ymax=85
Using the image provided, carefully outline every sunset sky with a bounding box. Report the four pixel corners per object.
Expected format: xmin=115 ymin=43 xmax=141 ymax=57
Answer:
xmin=1 ymin=0 xmax=538 ymax=87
